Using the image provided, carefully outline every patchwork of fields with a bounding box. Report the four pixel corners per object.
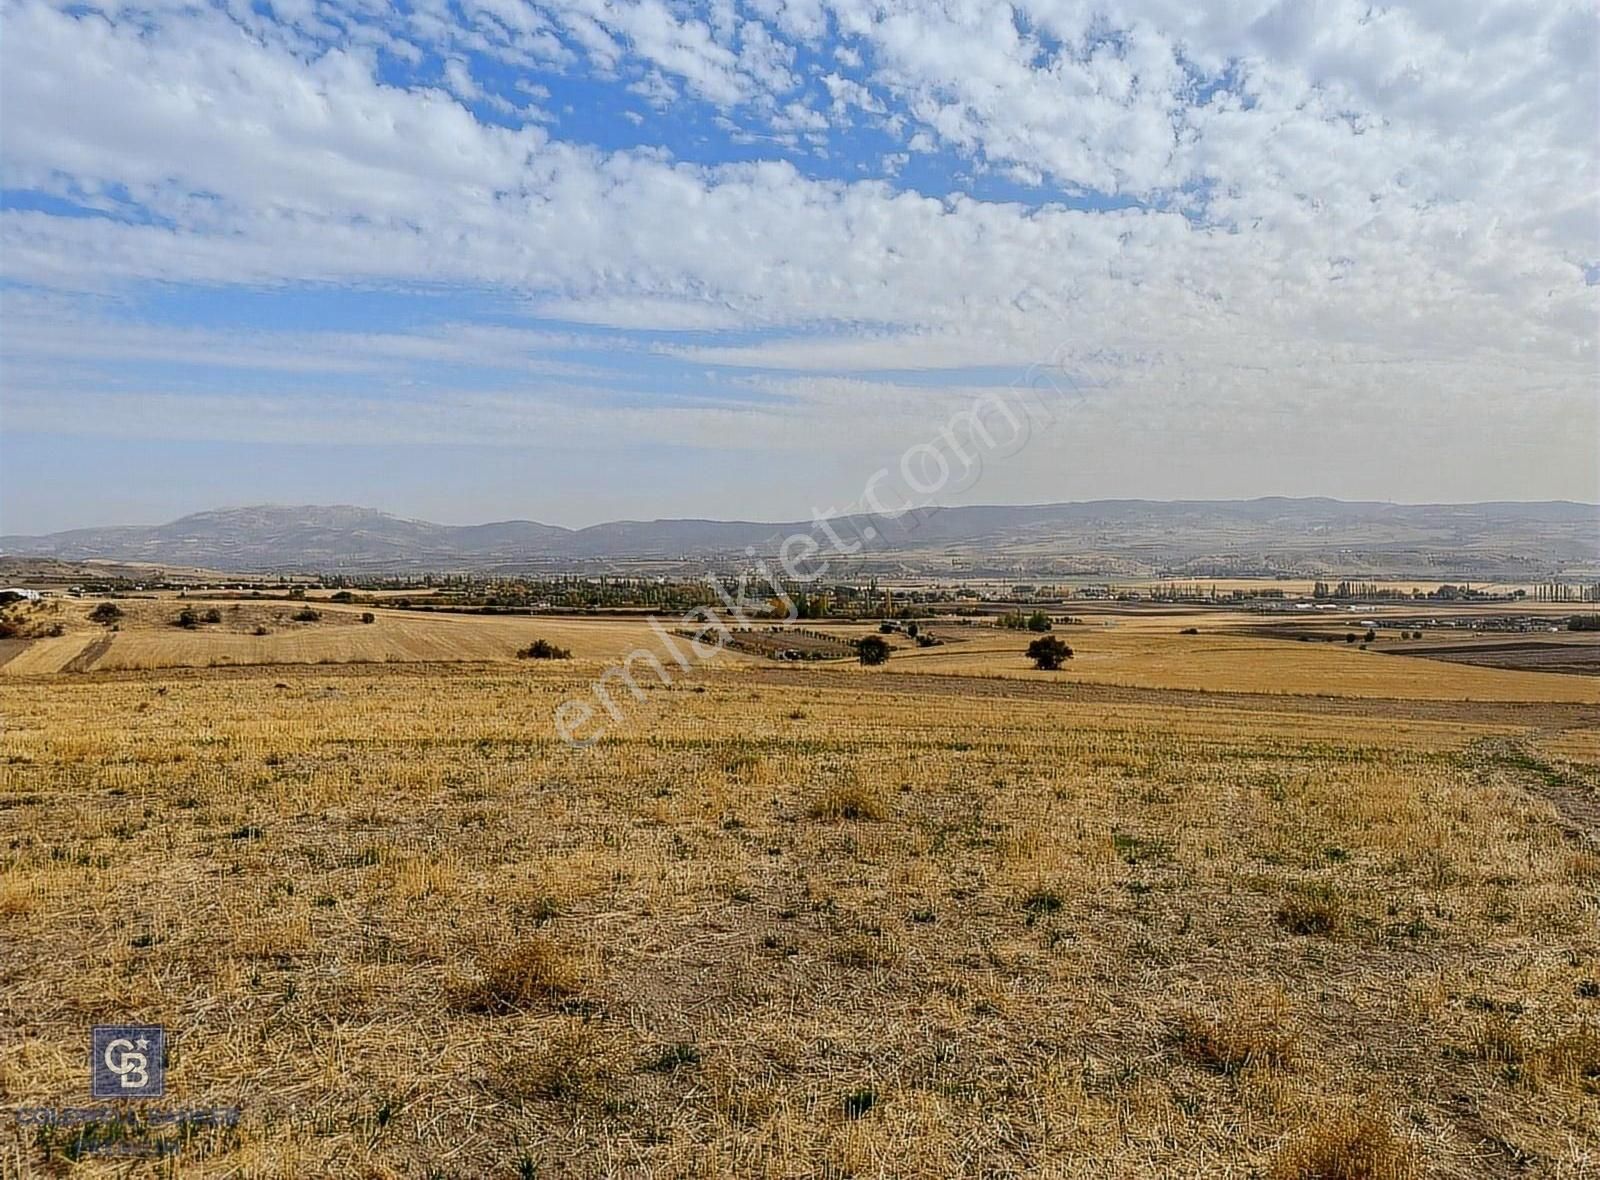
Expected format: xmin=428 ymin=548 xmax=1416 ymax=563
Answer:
xmin=1 ymin=597 xmax=1598 ymax=1176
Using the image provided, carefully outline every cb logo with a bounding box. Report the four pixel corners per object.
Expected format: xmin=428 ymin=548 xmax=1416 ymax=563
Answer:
xmin=90 ymin=1025 xmax=165 ymax=1098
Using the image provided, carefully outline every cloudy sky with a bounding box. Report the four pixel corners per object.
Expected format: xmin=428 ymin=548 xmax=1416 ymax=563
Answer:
xmin=1 ymin=0 xmax=1596 ymax=532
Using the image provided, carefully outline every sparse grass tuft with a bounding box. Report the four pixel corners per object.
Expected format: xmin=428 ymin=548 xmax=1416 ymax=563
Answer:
xmin=460 ymin=937 xmax=584 ymax=1013
xmin=1534 ymin=1027 xmax=1600 ymax=1093
xmin=1175 ymin=995 xmax=1298 ymax=1074
xmin=808 ymin=780 xmax=885 ymax=821
xmin=1275 ymin=884 xmax=1344 ymax=936
xmin=641 ymin=1042 xmax=701 ymax=1073
xmin=1021 ymin=887 xmax=1064 ymax=924
xmin=493 ymin=1025 xmax=614 ymax=1103
xmin=842 ymin=1087 xmax=877 ymax=1120
xmin=1270 ymin=1107 xmax=1419 ymax=1180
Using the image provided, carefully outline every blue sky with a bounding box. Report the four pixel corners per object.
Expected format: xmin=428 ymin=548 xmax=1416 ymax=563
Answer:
xmin=1 ymin=0 xmax=1596 ymax=533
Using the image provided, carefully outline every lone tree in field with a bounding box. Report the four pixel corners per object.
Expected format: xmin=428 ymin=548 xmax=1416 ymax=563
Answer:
xmin=89 ymin=602 xmax=123 ymax=625
xmin=1027 ymin=636 xmax=1073 ymax=670
xmin=856 ymin=635 xmax=891 ymax=666
xmin=517 ymin=638 xmax=571 ymax=660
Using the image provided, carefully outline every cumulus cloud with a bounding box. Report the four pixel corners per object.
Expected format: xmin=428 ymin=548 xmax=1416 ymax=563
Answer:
xmin=0 ymin=0 xmax=1595 ymax=506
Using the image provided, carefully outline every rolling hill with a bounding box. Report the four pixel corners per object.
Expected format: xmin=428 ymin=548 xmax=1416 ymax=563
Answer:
xmin=3 ymin=499 xmax=1596 ymax=578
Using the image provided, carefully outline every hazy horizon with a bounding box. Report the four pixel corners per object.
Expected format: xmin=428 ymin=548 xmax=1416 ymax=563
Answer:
xmin=7 ymin=491 xmax=1600 ymax=540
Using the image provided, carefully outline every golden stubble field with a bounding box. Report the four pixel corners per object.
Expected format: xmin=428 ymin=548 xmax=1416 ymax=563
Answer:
xmin=2 ymin=643 xmax=1599 ymax=1177
xmin=6 ymin=596 xmax=1597 ymax=707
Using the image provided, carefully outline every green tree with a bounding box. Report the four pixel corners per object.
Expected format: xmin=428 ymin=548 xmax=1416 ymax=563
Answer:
xmin=856 ymin=635 xmax=891 ymax=666
xmin=1027 ymin=636 xmax=1073 ymax=670
xmin=517 ymin=638 xmax=572 ymax=659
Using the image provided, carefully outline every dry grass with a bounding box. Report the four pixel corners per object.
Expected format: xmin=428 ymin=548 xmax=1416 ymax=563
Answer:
xmin=1174 ymin=990 xmax=1300 ymax=1074
xmin=1 ymin=644 xmax=1597 ymax=1175
xmin=0 ymin=597 xmax=683 ymax=674
xmin=807 ymin=776 xmax=888 ymax=821
xmin=1270 ymin=1107 xmax=1420 ymax=1180
xmin=1274 ymin=884 xmax=1346 ymax=936
xmin=458 ymin=936 xmax=587 ymax=1013
xmin=875 ymin=621 xmax=1600 ymax=702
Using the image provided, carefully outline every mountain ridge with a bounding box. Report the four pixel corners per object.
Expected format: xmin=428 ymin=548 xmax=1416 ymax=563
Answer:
xmin=3 ymin=500 xmax=1596 ymax=578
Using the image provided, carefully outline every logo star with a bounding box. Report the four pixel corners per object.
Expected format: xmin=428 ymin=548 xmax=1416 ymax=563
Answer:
xmin=136 ymin=1038 xmax=149 ymax=1050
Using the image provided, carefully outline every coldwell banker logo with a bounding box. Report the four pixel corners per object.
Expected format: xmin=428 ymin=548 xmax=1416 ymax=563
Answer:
xmin=91 ymin=1025 xmax=165 ymax=1099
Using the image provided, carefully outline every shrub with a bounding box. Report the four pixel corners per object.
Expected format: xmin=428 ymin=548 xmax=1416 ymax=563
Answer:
xmin=1364 ymin=628 xmax=1376 ymax=642
xmin=292 ymin=608 xmax=322 ymax=622
xmin=253 ymin=625 xmax=270 ymax=636
xmin=856 ymin=635 xmax=891 ymax=666
xmin=202 ymin=608 xmax=223 ymax=624
xmin=1027 ymin=636 xmax=1073 ymax=670
xmin=174 ymin=608 xmax=200 ymax=629
xmin=517 ymin=639 xmax=572 ymax=660
xmin=89 ymin=602 xmax=123 ymax=625
xmin=1026 ymin=610 xmax=1052 ymax=632
xmin=330 ymin=591 xmax=356 ymax=603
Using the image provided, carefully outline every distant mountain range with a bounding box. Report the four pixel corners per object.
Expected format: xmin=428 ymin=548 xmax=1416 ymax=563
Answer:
xmin=3 ymin=500 xmax=1597 ymax=579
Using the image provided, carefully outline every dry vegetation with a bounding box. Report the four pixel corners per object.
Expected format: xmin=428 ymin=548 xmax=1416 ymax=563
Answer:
xmin=0 ymin=631 xmax=1596 ymax=1178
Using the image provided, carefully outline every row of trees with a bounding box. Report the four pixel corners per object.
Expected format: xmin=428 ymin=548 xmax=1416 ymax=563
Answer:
xmin=998 ymin=610 xmax=1054 ymax=632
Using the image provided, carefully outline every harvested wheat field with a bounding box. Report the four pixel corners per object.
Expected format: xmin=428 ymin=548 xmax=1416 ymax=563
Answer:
xmin=0 ymin=598 xmax=676 ymax=676
xmin=2 ymin=646 xmax=1598 ymax=1177
xmin=872 ymin=626 xmax=1600 ymax=704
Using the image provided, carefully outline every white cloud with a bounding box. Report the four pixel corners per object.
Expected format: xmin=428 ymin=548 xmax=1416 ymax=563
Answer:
xmin=0 ymin=0 xmax=1595 ymax=502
